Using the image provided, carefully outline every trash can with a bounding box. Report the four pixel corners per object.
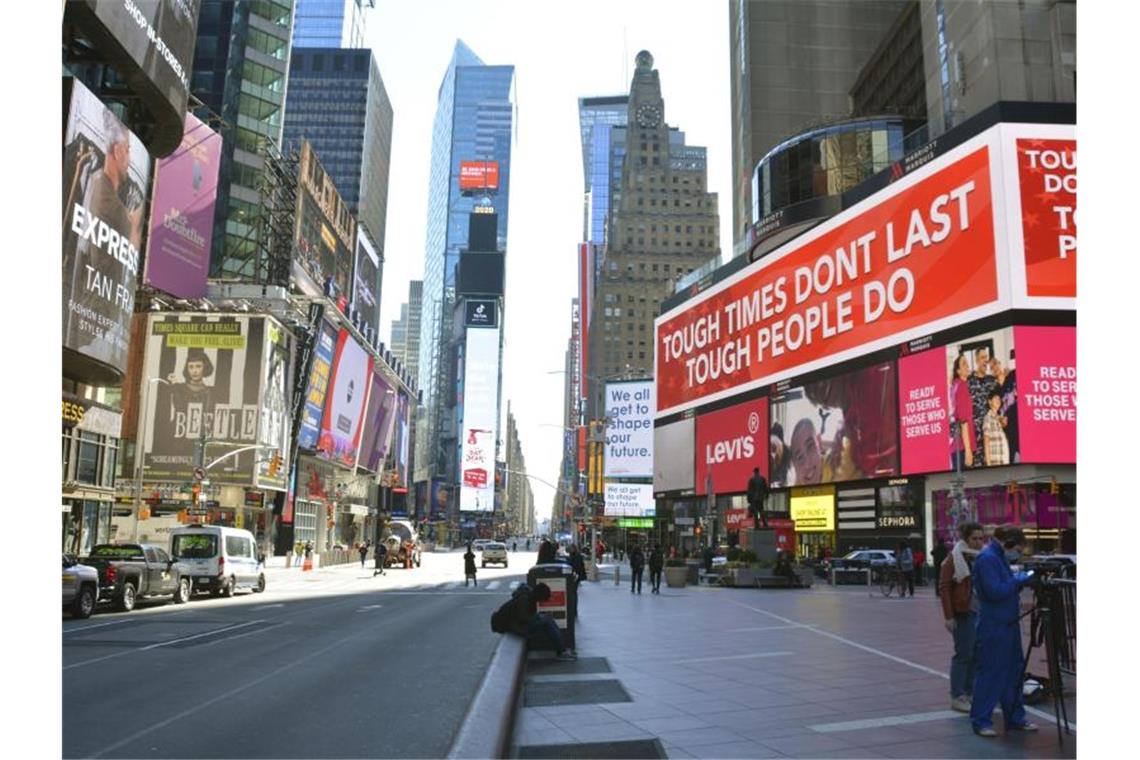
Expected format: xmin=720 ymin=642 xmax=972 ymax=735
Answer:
xmin=526 ymin=563 xmax=577 ymax=651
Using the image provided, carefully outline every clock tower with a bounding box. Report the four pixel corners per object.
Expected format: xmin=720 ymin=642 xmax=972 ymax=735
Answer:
xmin=628 ymin=50 xmax=665 ymax=134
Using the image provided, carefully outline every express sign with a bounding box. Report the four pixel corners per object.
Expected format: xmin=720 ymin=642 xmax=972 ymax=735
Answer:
xmin=694 ymin=397 xmax=768 ymax=496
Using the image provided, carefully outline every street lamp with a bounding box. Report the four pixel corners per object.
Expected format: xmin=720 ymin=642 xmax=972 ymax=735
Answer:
xmin=133 ymin=376 xmax=170 ymax=541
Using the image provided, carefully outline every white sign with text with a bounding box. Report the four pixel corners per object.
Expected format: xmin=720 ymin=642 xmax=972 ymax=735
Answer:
xmin=604 ymin=380 xmax=654 ymax=478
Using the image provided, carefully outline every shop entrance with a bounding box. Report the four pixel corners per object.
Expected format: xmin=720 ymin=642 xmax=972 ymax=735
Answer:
xmin=796 ymin=531 xmax=835 ymax=560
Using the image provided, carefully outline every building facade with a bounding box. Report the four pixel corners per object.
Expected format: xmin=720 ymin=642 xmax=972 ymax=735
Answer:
xmin=292 ymin=0 xmax=370 ymax=48
xmin=414 ymin=41 xmax=515 ymax=495
xmin=389 ymin=280 xmax=424 ymax=383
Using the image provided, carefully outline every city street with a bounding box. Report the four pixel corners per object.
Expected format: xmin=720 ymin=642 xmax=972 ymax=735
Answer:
xmin=63 ymin=550 xmax=535 ymax=759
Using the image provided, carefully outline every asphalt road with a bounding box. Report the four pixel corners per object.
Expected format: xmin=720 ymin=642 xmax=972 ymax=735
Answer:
xmin=63 ymin=551 xmax=533 ymax=759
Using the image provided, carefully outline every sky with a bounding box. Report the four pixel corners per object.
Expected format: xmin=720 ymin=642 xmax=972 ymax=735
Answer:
xmin=366 ymin=0 xmax=733 ymax=523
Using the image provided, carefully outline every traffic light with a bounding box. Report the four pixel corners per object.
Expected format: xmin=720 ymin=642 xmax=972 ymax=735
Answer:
xmin=694 ymin=523 xmax=703 ymax=538
xmin=267 ymin=452 xmax=282 ymax=477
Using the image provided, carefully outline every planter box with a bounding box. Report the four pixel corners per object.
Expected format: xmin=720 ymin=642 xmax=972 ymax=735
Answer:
xmin=664 ymin=566 xmax=688 ymax=588
xmin=729 ymin=568 xmax=756 ymax=587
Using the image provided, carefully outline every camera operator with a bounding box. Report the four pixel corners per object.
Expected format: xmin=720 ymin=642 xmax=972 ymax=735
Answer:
xmin=969 ymin=525 xmax=1038 ymax=737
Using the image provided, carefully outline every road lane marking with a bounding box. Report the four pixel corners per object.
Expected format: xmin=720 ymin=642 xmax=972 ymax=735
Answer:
xmin=63 ymin=619 xmax=139 ymax=634
xmin=193 ymin=622 xmax=286 ymax=648
xmin=253 ymin=603 xmax=284 ymax=610
xmin=809 ymin=710 xmax=963 ymax=732
xmin=64 ymin=620 xmax=264 ymax=671
xmin=356 ymin=605 xmax=384 ymax=611
xmin=674 ymin=652 xmax=792 ymax=664
xmin=444 ymin=582 xmax=461 ymax=589
xmin=726 ymin=600 xmax=1076 ymax=731
xmin=485 ymin=581 xmax=501 ymax=590
xmin=725 ymin=624 xmax=816 ymax=633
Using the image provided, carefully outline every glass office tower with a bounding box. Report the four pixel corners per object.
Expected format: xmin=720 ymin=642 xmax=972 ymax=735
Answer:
xmin=292 ymin=0 xmax=369 ymax=48
xmin=578 ymin=96 xmax=628 ymax=244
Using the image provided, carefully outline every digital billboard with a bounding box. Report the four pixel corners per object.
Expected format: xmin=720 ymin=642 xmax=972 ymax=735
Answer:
xmin=317 ymin=330 xmax=373 ymax=468
xmin=144 ymin=113 xmax=220 ymax=298
xmin=604 ymin=380 xmax=654 ymax=478
xmin=769 ymin=361 xmax=898 ymax=488
xmin=695 ymin=396 xmax=768 ymax=496
xmin=294 ymin=141 xmax=357 ymax=303
xmin=1013 ymin=326 xmax=1075 ymax=463
xmin=603 ymin=483 xmax=655 ymax=518
xmin=353 ymin=232 xmax=381 ymax=335
xmin=653 ymin=417 xmax=695 ymax=494
xmin=459 ymin=160 xmax=500 ymax=191
xmin=358 ymin=372 xmax=397 ymax=474
xmin=790 ymin=487 xmax=835 ymax=532
xmin=655 ymin=122 xmax=1077 ymax=418
xmin=63 ymin=79 xmax=152 ymax=382
xmin=460 ymin=326 xmax=501 ymax=512
xmin=297 ymin=321 xmax=337 ymax=451
xmin=141 ymin=315 xmax=285 ymax=486
xmin=898 ymin=327 xmax=1017 ymax=473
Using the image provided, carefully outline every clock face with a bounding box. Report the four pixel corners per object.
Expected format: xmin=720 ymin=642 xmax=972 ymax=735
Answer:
xmin=636 ymin=104 xmax=661 ymax=128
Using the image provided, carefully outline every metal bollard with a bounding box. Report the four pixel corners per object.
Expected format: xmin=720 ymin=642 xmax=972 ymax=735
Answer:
xmin=614 ymin=565 xmax=621 ymax=586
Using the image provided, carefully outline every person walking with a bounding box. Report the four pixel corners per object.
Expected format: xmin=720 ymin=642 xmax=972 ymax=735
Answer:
xmin=970 ymin=525 xmax=1037 ymax=737
xmin=939 ymin=522 xmax=985 ymax=713
xmin=373 ymin=541 xmax=387 ymax=577
xmin=358 ymin=541 xmax=369 ymax=568
xmin=914 ymin=546 xmax=926 ymax=586
xmin=629 ymin=543 xmax=645 ymax=594
xmin=463 ymin=542 xmax=478 ymax=587
xmin=648 ymin=544 xmax=664 ymax=593
xmin=932 ymin=539 xmax=950 ymax=597
xmin=896 ymin=541 xmax=915 ymax=597
xmin=746 ymin=467 xmax=769 ymax=528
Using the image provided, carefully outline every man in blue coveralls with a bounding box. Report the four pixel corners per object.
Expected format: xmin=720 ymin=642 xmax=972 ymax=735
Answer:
xmin=969 ymin=525 xmax=1038 ymax=737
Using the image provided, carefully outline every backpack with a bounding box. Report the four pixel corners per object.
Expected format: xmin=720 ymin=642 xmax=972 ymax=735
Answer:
xmin=490 ymin=585 xmax=530 ymax=634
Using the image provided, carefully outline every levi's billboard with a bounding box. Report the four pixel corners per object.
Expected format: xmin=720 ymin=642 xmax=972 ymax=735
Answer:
xmin=695 ymin=397 xmax=768 ymax=496
xmin=655 ymin=122 xmax=1075 ymax=417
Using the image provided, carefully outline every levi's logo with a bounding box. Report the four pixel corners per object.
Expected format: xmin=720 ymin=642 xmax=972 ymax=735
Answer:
xmin=705 ymin=435 xmax=755 ymax=464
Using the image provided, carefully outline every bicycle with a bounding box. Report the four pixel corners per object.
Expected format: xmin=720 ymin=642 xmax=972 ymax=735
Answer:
xmin=879 ymin=567 xmax=902 ymax=597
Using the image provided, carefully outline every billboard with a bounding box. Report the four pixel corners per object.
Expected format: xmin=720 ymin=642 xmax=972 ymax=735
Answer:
xmin=358 ymin=372 xmax=397 ymax=474
xmin=144 ymin=113 xmax=220 ymax=298
xmin=655 ymin=122 xmax=1077 ymax=418
xmin=353 ymin=231 xmax=381 ymax=335
xmin=603 ymin=482 xmax=655 ymax=518
xmin=790 ymin=487 xmax=835 ymax=532
xmin=1014 ymin=138 xmax=1076 ymax=298
xmin=460 ymin=326 xmax=501 ymax=512
xmin=63 ymin=79 xmax=152 ymax=381
xmin=294 ymin=141 xmax=357 ymax=303
xmin=68 ymin=1 xmax=202 ymax=156
xmin=297 ymin=321 xmax=337 ymax=451
xmin=653 ymin=417 xmax=695 ymax=493
xmin=898 ymin=327 xmax=1018 ymax=473
xmin=465 ymin=299 xmax=499 ymax=328
xmin=695 ymin=396 xmax=768 ymax=496
xmin=769 ymin=361 xmax=898 ymax=488
xmin=459 ymin=160 xmax=500 ymax=191
xmin=141 ymin=315 xmax=284 ymax=486
xmin=317 ymin=330 xmax=374 ymax=468
xmin=394 ymin=391 xmax=412 ymax=486
xmin=604 ymin=380 xmax=654 ymax=478
xmin=1013 ymin=326 xmax=1075 ymax=463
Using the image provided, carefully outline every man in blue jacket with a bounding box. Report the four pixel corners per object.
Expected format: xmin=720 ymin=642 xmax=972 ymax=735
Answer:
xmin=969 ymin=525 xmax=1038 ymax=737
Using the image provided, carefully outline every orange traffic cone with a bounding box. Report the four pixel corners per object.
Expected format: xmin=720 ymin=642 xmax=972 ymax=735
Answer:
xmin=302 ymin=554 xmax=313 ymax=572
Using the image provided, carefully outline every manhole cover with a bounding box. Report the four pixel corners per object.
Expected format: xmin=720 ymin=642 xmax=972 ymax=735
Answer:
xmin=517 ymin=739 xmax=666 ymax=758
xmin=523 ymin=679 xmax=631 ymax=707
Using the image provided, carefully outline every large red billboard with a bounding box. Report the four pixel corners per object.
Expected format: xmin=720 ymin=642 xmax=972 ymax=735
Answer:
xmin=656 ymin=145 xmax=998 ymax=415
xmin=1016 ymin=139 xmax=1076 ymax=297
xmin=694 ymin=397 xmax=768 ymax=496
xmin=1013 ymin=326 xmax=1076 ymax=463
xmin=459 ymin=161 xmax=500 ymax=191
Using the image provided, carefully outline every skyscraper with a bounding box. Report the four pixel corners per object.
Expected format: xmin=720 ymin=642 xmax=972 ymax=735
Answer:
xmin=390 ymin=280 xmax=423 ymax=384
xmin=578 ymin=96 xmax=629 ymax=245
xmin=283 ymin=46 xmax=394 ymax=334
xmin=586 ymin=51 xmax=719 ymax=418
xmin=414 ymin=41 xmax=515 ymax=492
xmin=292 ymin=0 xmax=370 ymax=48
xmin=190 ymin=0 xmax=296 ymax=281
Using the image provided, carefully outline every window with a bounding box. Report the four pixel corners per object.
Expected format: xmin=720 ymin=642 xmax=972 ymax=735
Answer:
xmin=154 ymin=548 xmax=170 ymax=564
xmin=226 ymin=535 xmax=248 ymax=557
xmin=172 ymin=534 xmax=217 ymax=559
xmin=76 ymin=433 xmax=99 ymax=485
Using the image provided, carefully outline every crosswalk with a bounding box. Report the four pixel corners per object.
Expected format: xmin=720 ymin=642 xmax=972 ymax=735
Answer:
xmin=383 ymin=580 xmax=524 ymax=593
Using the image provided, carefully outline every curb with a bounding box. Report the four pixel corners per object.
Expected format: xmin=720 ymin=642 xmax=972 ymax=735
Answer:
xmin=447 ymin=633 xmax=527 ymax=759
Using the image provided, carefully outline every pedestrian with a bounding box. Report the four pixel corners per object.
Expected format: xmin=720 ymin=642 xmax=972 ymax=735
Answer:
xmin=932 ymin=539 xmax=949 ymax=597
xmin=940 ymin=521 xmax=985 ymax=713
xmin=914 ymin=546 xmax=926 ymax=586
xmin=648 ymin=544 xmax=664 ymax=593
xmin=304 ymin=540 xmax=313 ymax=559
xmin=373 ymin=541 xmax=387 ymax=576
xmin=746 ymin=466 xmax=769 ymax=528
xmin=537 ymin=539 xmax=557 ymax=564
xmin=896 ymin=541 xmax=915 ymax=597
xmin=525 ymin=538 xmax=531 ymax=551
xmin=495 ymin=582 xmax=576 ymax=660
xmin=568 ymin=544 xmax=587 ymax=586
xmin=969 ymin=525 xmax=1037 ymax=737
xmin=464 ymin=542 xmax=478 ymax=587
xmin=358 ymin=542 xmax=368 ymax=568
xmin=629 ymin=543 xmax=645 ymax=594
xmin=512 ymin=540 xmax=518 ymax=552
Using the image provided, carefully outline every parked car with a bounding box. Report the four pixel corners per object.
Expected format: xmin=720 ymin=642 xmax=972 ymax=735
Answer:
xmin=481 ymin=542 xmax=508 ymax=568
xmin=827 ymin=549 xmax=897 ymax=579
xmin=169 ymin=525 xmax=266 ymax=596
xmin=471 ymin=539 xmax=493 ymax=552
xmin=82 ymin=544 xmax=191 ymax=612
xmin=62 ymin=554 xmax=99 ymax=619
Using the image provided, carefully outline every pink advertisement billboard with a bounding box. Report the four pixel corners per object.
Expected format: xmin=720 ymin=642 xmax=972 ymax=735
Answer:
xmin=1014 ymin=326 xmax=1076 ymax=463
xmin=898 ymin=349 xmax=952 ymax=474
xmin=144 ymin=114 xmax=221 ymax=298
xmin=317 ymin=330 xmax=374 ymax=468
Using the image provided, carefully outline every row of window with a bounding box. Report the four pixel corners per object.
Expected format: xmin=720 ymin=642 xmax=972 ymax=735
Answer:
xmin=62 ymin=428 xmax=119 ymax=490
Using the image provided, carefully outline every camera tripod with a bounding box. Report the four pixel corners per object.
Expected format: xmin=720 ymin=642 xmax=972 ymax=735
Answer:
xmin=1018 ymin=580 xmax=1073 ymax=746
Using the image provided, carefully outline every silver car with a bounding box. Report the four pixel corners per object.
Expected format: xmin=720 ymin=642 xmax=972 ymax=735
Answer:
xmin=481 ymin=542 xmax=508 ymax=568
xmin=63 ymin=554 xmax=99 ymax=619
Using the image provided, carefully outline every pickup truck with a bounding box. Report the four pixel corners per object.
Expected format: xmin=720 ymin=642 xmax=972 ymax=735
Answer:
xmin=83 ymin=543 xmax=192 ymax=612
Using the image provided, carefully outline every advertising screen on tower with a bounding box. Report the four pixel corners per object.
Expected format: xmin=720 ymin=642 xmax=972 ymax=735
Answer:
xmin=1013 ymin=326 xmax=1075 ymax=463
xmin=459 ymin=160 xmax=500 ymax=191
xmin=653 ymin=417 xmax=695 ymax=494
xmin=769 ymin=361 xmax=898 ymax=488
xmin=294 ymin=141 xmax=357 ymax=304
xmin=144 ymin=113 xmax=220 ymax=298
xmin=460 ymin=326 xmax=501 ymax=512
xmin=604 ymin=380 xmax=654 ymax=478
xmin=353 ymin=232 xmax=381 ymax=335
xmin=695 ymin=396 xmax=768 ymax=496
xmin=357 ymin=372 xmax=396 ymax=474
xmin=317 ymin=330 xmax=373 ymax=468
xmin=141 ymin=314 xmax=287 ymax=486
xmin=63 ymin=79 xmax=152 ymax=381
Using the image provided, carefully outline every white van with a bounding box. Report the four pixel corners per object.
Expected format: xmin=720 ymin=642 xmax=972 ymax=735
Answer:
xmin=169 ymin=525 xmax=266 ymax=597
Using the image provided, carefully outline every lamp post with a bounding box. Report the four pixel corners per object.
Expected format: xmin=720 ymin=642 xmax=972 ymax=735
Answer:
xmin=133 ymin=376 xmax=170 ymax=542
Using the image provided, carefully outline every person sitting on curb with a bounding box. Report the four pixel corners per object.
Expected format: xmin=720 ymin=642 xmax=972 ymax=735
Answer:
xmin=493 ymin=582 xmax=575 ymax=660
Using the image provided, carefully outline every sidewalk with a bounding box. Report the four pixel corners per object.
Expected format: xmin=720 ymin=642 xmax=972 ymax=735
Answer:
xmin=511 ymin=567 xmax=1075 ymax=759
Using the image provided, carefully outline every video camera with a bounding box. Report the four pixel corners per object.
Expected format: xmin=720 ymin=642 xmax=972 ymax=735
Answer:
xmin=1020 ymin=556 xmax=1076 ymax=588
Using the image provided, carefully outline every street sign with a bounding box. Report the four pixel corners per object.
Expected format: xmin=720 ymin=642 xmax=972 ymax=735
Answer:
xmin=193 ymin=467 xmax=207 ymax=481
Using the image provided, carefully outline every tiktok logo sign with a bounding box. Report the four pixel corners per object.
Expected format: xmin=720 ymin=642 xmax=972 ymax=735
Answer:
xmin=694 ymin=397 xmax=769 ymax=496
